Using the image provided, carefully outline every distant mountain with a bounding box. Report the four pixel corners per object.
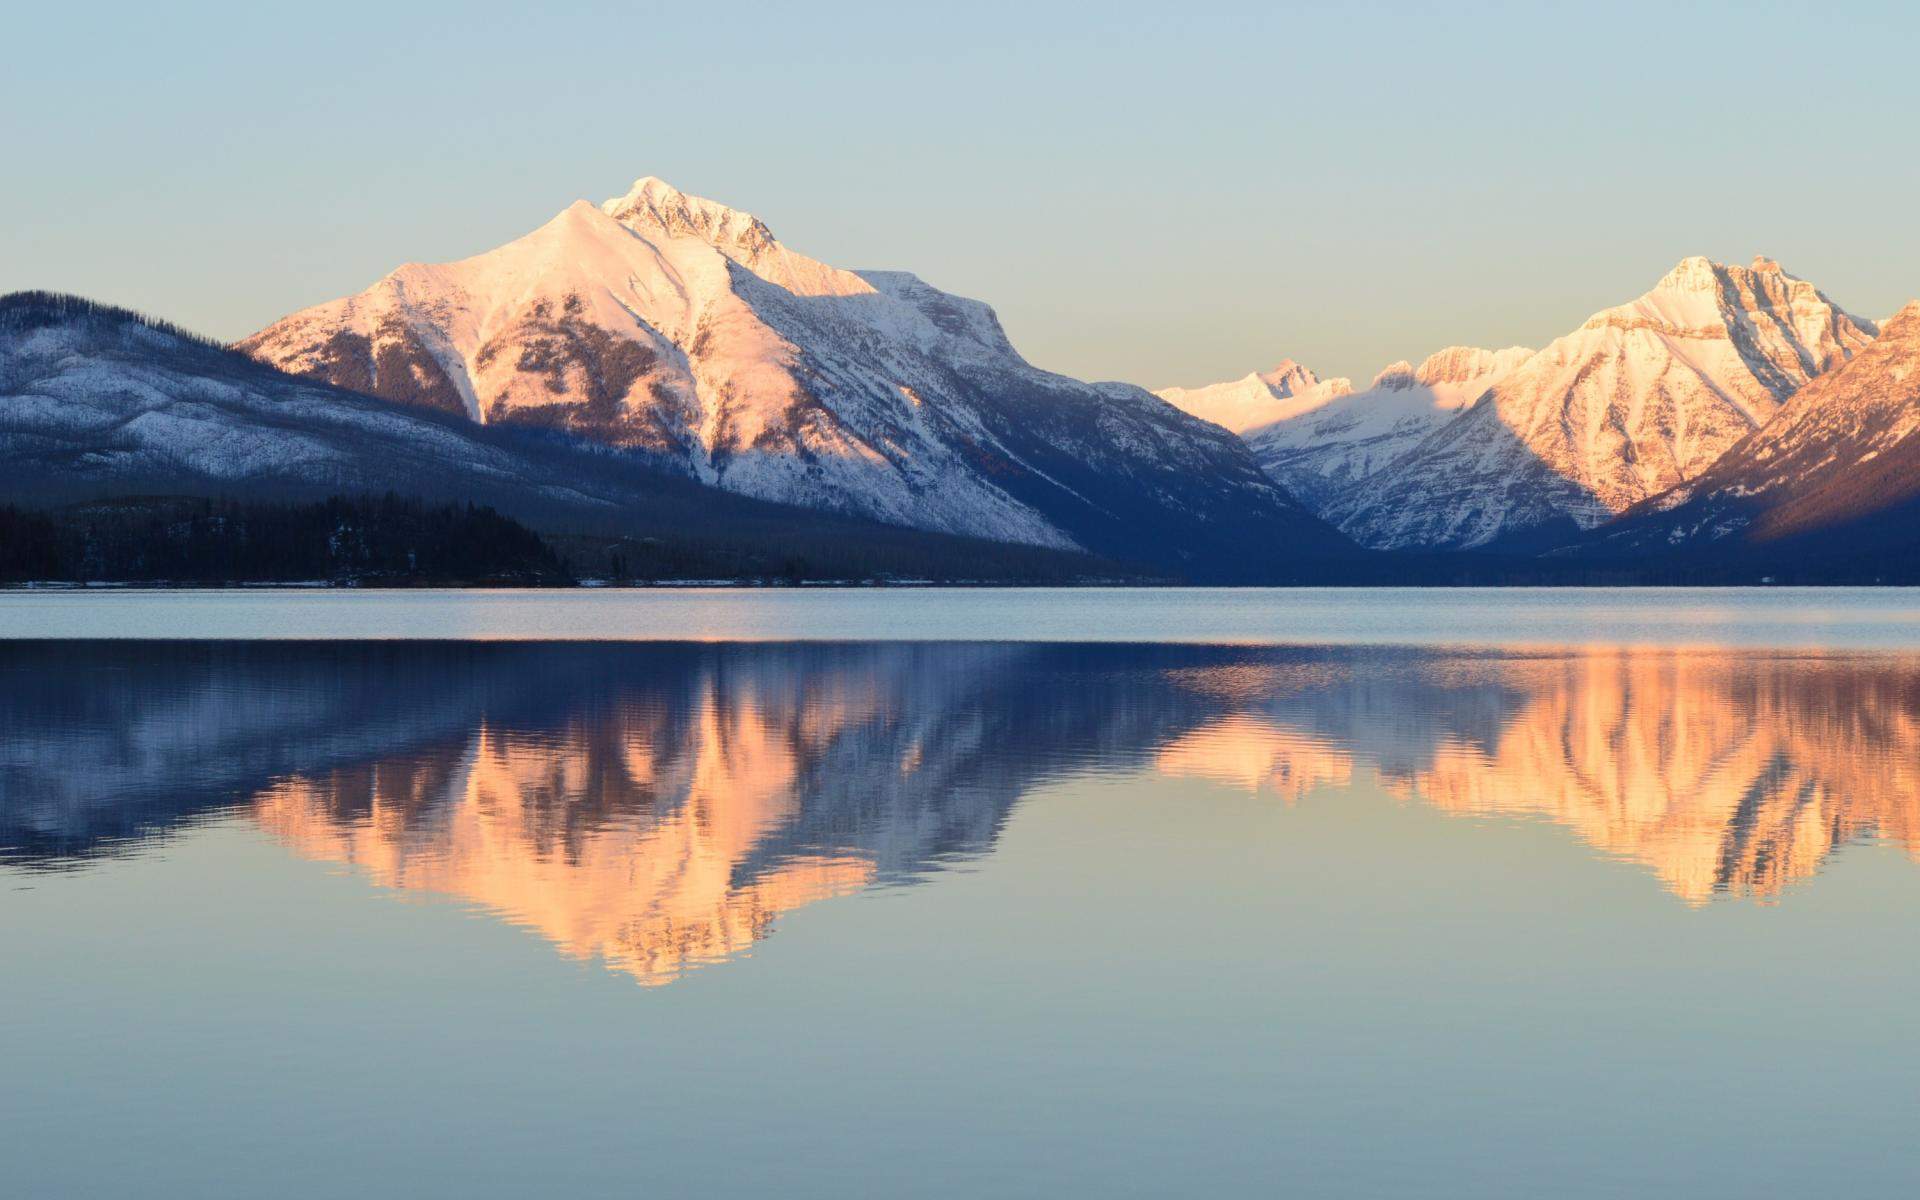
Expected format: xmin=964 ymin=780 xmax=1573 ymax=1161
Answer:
xmin=0 ymin=292 xmax=1137 ymax=583
xmin=1156 ymin=359 xmax=1351 ymax=435
xmin=1240 ymin=346 xmax=1531 ymax=509
xmin=1571 ymin=300 xmax=1920 ymax=574
xmin=1324 ymin=257 xmax=1876 ymax=550
xmin=241 ymin=176 xmax=1354 ymax=569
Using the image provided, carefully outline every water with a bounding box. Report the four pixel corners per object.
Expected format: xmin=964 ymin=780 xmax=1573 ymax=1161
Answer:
xmin=5 ymin=596 xmax=1920 ymax=1197
xmin=5 ymin=585 xmax=1920 ymax=646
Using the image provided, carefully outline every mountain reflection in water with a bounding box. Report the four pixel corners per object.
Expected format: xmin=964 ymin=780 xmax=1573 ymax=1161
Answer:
xmin=4 ymin=641 xmax=1917 ymax=982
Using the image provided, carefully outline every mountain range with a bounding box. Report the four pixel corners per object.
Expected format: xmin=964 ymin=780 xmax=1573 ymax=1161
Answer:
xmin=3 ymin=174 xmax=1915 ymax=583
xmin=1169 ymin=256 xmax=1883 ymax=553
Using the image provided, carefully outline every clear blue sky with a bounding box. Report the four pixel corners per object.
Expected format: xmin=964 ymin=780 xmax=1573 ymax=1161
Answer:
xmin=5 ymin=0 xmax=1915 ymax=387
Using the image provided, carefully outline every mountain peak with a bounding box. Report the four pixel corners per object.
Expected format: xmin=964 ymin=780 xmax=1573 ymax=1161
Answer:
xmin=1371 ymin=361 xmax=1417 ymax=389
xmin=1650 ymin=254 xmax=1811 ymax=299
xmin=1414 ymin=345 xmax=1535 ymax=386
xmin=1883 ymin=300 xmax=1920 ymax=340
xmin=1656 ymin=255 xmax=1721 ymax=292
xmin=1256 ymin=359 xmax=1320 ymax=395
xmin=601 ymin=175 xmax=777 ymax=257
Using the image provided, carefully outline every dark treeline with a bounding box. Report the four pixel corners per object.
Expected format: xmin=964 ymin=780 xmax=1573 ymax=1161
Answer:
xmin=6 ymin=493 xmax=1910 ymax=586
xmin=0 ymin=494 xmax=1145 ymax=586
xmin=1281 ymin=547 xmax=1920 ymax=586
xmin=543 ymin=529 xmax=1152 ymax=585
xmin=0 ymin=495 xmax=567 ymax=585
xmin=0 ymin=291 xmax=242 ymax=357
xmin=5 ymin=492 xmax=1912 ymax=588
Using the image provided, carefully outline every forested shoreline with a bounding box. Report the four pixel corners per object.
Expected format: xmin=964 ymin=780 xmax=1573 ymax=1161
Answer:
xmin=4 ymin=493 xmax=1913 ymax=589
xmin=0 ymin=495 xmax=568 ymax=586
xmin=0 ymin=494 xmax=1147 ymax=587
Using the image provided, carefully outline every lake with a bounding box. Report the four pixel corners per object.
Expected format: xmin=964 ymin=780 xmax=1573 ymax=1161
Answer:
xmin=5 ymin=585 xmax=1920 ymax=646
xmin=4 ymin=592 xmax=1920 ymax=1197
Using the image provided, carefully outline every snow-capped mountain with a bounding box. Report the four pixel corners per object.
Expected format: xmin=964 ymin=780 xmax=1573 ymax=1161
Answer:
xmin=241 ymin=176 xmax=1351 ymax=566
xmin=1576 ymin=300 xmax=1920 ymax=565
xmin=1235 ymin=346 xmax=1533 ymax=509
xmin=1156 ymin=360 xmax=1352 ymax=434
xmin=1325 ymin=257 xmax=1877 ymax=550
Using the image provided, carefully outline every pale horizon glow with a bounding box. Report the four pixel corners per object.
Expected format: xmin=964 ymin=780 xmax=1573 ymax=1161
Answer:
xmin=4 ymin=1 xmax=1916 ymax=388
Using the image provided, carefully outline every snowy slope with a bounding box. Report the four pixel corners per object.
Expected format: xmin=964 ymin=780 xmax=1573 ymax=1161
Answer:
xmin=1576 ymin=300 xmax=1920 ymax=562
xmin=1326 ymin=257 xmax=1877 ymax=550
xmin=1232 ymin=346 xmax=1533 ymax=509
xmin=0 ymin=293 xmax=630 ymax=511
xmin=242 ymin=177 xmax=1351 ymax=565
xmin=1156 ymin=360 xmax=1352 ymax=435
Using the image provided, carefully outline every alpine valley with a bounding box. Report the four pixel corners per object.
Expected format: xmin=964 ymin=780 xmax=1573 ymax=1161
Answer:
xmin=3 ymin=174 xmax=1917 ymax=584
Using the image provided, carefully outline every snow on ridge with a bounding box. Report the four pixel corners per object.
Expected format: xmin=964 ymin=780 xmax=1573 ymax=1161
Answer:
xmin=1156 ymin=360 xmax=1355 ymax=435
xmin=601 ymin=176 xmax=777 ymax=258
xmin=1413 ymin=345 xmax=1534 ymax=387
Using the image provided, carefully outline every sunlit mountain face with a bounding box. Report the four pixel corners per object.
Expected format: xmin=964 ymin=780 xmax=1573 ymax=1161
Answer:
xmin=4 ymin=642 xmax=1918 ymax=982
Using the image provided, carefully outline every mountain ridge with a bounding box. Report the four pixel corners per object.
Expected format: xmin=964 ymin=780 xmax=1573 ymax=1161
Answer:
xmin=1156 ymin=359 xmax=1352 ymax=435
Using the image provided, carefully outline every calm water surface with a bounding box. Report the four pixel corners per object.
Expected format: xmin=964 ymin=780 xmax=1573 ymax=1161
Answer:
xmin=5 ymin=585 xmax=1920 ymax=646
xmin=5 ymin=595 xmax=1920 ymax=1196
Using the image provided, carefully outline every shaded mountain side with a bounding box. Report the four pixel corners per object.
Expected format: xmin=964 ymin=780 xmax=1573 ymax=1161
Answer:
xmin=1165 ymin=347 xmax=1534 ymax=511
xmin=1322 ymin=402 xmax=1610 ymax=552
